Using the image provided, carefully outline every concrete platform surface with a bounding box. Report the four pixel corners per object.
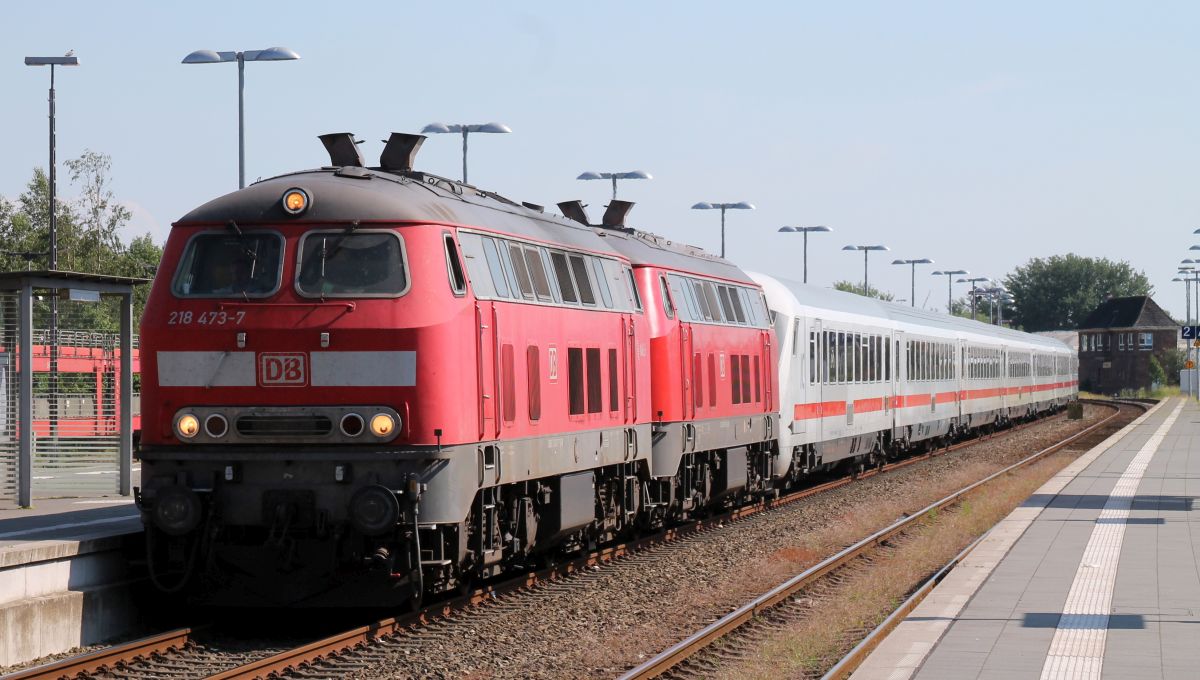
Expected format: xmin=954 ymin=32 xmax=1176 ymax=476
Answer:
xmin=0 ymin=497 xmax=139 ymax=549
xmin=853 ymin=397 xmax=1200 ymax=680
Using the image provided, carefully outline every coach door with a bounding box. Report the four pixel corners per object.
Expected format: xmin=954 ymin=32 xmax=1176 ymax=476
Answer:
xmin=476 ymin=302 xmax=500 ymax=440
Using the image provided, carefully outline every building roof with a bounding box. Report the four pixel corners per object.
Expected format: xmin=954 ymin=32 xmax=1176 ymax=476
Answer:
xmin=1078 ymin=296 xmax=1177 ymax=330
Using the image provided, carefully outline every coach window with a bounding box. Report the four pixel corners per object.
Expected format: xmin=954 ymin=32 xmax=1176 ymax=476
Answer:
xmin=808 ymin=331 xmax=816 ymax=384
xmin=885 ymin=339 xmax=892 ymax=381
xmin=507 ymin=243 xmax=535 ymax=299
xmin=550 ymin=252 xmax=578 ymax=304
xmin=568 ymin=348 xmax=585 ymax=415
xmin=659 ymin=277 xmax=676 ymax=319
xmin=837 ymin=332 xmax=847 ymax=383
xmin=444 ymin=234 xmax=467 ymax=296
xmin=527 ymin=346 xmax=541 ymax=422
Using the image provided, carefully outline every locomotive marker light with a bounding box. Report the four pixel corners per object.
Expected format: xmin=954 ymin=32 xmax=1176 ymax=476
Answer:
xmin=691 ymin=201 xmax=755 ymax=258
xmin=891 ymin=258 xmax=934 ymax=307
xmin=932 ymin=269 xmax=968 ymax=314
xmin=778 ymin=226 xmax=832 ymax=284
xmin=282 ymin=187 xmax=310 ymax=215
xmin=841 ymin=244 xmax=890 ymax=296
xmin=420 ymin=122 xmax=512 ymax=185
xmin=175 ymin=413 xmax=200 ymax=439
xmin=577 ymin=170 xmax=652 ymax=200
xmin=181 ymin=46 xmax=301 ymax=189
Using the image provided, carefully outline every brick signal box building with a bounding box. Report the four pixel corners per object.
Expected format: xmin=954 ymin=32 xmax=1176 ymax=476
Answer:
xmin=1077 ymin=296 xmax=1178 ymax=394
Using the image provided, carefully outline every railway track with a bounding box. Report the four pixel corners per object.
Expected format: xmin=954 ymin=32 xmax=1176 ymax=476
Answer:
xmin=619 ymin=399 xmax=1140 ymax=680
xmin=4 ymin=401 xmax=1123 ymax=680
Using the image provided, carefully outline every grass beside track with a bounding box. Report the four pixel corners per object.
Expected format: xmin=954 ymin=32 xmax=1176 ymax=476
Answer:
xmin=720 ymin=437 xmax=1103 ymax=679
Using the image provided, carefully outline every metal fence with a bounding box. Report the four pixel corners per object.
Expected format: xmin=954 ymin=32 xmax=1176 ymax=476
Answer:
xmin=0 ymin=279 xmax=139 ymax=507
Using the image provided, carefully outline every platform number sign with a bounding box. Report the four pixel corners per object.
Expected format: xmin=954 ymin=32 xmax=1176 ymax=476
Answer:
xmin=1183 ymin=326 xmax=1200 ymax=340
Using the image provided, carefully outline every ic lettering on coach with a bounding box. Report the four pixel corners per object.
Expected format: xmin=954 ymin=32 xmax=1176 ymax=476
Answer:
xmin=259 ymin=352 xmax=307 ymax=386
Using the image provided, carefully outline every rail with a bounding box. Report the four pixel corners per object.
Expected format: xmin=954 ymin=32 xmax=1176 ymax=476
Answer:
xmin=618 ymin=399 xmax=1134 ymax=679
xmin=4 ymin=628 xmax=195 ymax=680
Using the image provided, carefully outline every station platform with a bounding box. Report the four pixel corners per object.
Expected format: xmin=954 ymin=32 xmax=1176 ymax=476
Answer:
xmin=853 ymin=397 xmax=1198 ymax=680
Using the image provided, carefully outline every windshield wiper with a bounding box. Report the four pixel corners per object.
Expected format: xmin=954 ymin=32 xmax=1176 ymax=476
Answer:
xmin=323 ymin=221 xmax=361 ymax=261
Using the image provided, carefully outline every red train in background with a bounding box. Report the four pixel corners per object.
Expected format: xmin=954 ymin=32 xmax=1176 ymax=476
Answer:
xmin=134 ymin=132 xmax=1071 ymax=607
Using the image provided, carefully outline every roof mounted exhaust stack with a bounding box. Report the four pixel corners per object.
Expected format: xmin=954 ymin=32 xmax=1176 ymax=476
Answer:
xmin=318 ymin=133 xmax=364 ymax=167
xmin=601 ymin=200 xmax=635 ymax=228
xmin=557 ymin=200 xmax=590 ymax=226
xmin=380 ymin=133 xmax=426 ymax=173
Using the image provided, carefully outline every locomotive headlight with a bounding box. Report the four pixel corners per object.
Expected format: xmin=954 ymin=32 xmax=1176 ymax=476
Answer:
xmin=369 ymin=413 xmax=396 ymax=438
xmin=281 ymin=187 xmax=310 ymax=215
xmin=176 ymin=414 xmax=200 ymax=439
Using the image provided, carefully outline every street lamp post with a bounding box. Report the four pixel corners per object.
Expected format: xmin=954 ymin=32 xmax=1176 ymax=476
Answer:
xmin=891 ymin=258 xmax=934 ymax=307
xmin=778 ymin=226 xmax=832 ymax=284
xmin=691 ymin=202 xmax=754 ymax=258
xmin=577 ymin=170 xmax=651 ymax=200
xmin=841 ymin=245 xmax=890 ymax=295
xmin=421 ymin=122 xmax=512 ymax=184
xmin=931 ymin=270 xmax=968 ymax=314
xmin=182 ymin=47 xmax=300 ymax=189
xmin=957 ymin=276 xmax=991 ymax=319
xmin=26 ymin=54 xmax=79 ymax=444
xmin=1174 ymin=276 xmax=1191 ymax=327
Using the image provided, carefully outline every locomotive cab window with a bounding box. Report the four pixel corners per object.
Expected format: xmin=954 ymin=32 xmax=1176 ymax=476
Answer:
xmin=173 ymin=230 xmax=284 ymax=298
xmin=444 ymin=234 xmax=467 ymax=295
xmin=296 ymin=230 xmax=408 ymax=297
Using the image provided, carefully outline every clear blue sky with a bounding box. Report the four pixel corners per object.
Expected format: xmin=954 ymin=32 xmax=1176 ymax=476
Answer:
xmin=4 ymin=1 xmax=1198 ymax=320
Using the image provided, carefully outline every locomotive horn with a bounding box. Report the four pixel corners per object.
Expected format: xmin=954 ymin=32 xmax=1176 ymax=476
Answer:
xmin=318 ymin=132 xmax=365 ymax=167
xmin=601 ymin=200 xmax=635 ymax=228
xmin=380 ymin=133 xmax=426 ymax=173
xmin=557 ymin=200 xmax=590 ymax=226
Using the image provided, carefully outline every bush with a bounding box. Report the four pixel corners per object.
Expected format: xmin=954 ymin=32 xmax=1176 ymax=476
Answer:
xmin=1149 ymin=355 xmax=1167 ymax=388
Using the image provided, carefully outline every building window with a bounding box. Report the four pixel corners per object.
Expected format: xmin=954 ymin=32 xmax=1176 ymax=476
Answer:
xmin=1118 ymin=334 xmax=1125 ymax=350
xmin=1139 ymin=332 xmax=1153 ymax=349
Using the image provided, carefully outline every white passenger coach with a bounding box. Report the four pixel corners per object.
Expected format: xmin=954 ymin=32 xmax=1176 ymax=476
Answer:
xmin=751 ymin=273 xmax=1077 ymax=482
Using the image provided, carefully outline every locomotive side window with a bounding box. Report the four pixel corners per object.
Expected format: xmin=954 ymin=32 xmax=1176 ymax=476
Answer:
xmin=501 ymin=344 xmax=516 ymax=423
xmin=550 ymin=251 xmax=578 ymax=304
xmin=691 ymin=280 xmax=713 ymax=321
xmin=173 ymin=231 xmax=283 ymax=298
xmin=708 ymin=354 xmax=717 ymax=407
xmin=527 ymin=346 xmax=541 ymax=422
xmin=569 ymin=255 xmax=596 ymax=305
xmin=753 ymin=355 xmax=761 ymax=403
xmin=741 ymin=355 xmax=751 ymax=403
xmin=507 ymin=244 xmax=535 ymax=299
xmin=694 ymin=353 xmax=704 ymax=408
xmin=701 ymin=282 xmax=723 ymax=322
xmin=522 ymin=247 xmax=553 ymax=301
xmin=608 ymin=348 xmax=619 ymax=412
xmin=731 ymin=354 xmax=742 ymax=404
xmin=591 ymin=258 xmax=614 ymax=308
xmin=659 ymin=277 xmax=675 ymax=319
xmin=717 ymin=286 xmax=737 ymax=322
xmin=480 ymin=237 xmax=511 ymax=298
xmin=296 ymin=230 xmax=407 ymax=297
xmin=586 ymin=348 xmax=603 ymax=413
xmin=624 ymin=267 xmax=643 ymax=311
xmin=444 ymin=234 xmax=467 ymax=296
xmin=568 ymin=348 xmax=585 ymax=415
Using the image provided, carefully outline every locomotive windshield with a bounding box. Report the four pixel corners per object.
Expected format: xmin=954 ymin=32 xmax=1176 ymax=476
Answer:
xmin=296 ymin=230 xmax=408 ymax=297
xmin=172 ymin=231 xmax=283 ymax=298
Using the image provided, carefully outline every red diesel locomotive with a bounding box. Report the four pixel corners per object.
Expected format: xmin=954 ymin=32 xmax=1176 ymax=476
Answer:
xmin=136 ymin=133 xmax=774 ymax=605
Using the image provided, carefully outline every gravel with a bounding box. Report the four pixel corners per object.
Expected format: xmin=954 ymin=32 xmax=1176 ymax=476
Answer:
xmin=275 ymin=405 xmax=1112 ymax=680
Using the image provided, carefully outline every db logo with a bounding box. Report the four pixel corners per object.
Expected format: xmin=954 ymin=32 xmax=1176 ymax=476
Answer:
xmin=259 ymin=353 xmax=307 ymax=386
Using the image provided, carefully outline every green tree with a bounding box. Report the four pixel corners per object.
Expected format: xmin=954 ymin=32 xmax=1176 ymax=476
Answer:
xmin=1 ymin=153 xmax=163 ymax=327
xmin=1161 ymin=348 xmax=1186 ymax=385
xmin=1004 ymin=254 xmax=1151 ymax=331
xmin=833 ymin=280 xmax=895 ymax=301
xmin=1149 ymin=355 xmax=1167 ymax=387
